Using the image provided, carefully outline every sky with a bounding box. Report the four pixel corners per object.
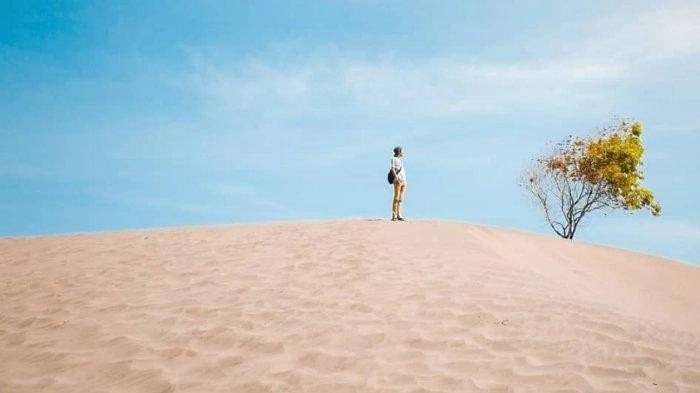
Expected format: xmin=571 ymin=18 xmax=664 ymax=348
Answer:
xmin=1 ymin=1 xmax=699 ymax=265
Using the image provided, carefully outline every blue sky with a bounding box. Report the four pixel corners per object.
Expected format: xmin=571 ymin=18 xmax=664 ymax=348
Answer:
xmin=2 ymin=1 xmax=699 ymax=265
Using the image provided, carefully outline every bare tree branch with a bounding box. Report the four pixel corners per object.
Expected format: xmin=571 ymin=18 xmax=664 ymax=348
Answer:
xmin=520 ymin=120 xmax=661 ymax=239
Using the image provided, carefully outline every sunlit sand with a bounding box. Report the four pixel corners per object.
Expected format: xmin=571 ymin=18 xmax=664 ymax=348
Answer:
xmin=2 ymin=220 xmax=699 ymax=392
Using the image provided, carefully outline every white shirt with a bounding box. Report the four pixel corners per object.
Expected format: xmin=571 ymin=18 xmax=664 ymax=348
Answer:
xmin=391 ymin=157 xmax=406 ymax=183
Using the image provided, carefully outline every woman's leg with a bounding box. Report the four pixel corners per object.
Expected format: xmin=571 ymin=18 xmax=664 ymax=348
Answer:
xmin=392 ymin=181 xmax=401 ymax=218
xmin=397 ymin=182 xmax=406 ymax=218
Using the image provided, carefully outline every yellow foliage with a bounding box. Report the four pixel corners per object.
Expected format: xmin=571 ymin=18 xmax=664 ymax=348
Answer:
xmin=545 ymin=121 xmax=661 ymax=216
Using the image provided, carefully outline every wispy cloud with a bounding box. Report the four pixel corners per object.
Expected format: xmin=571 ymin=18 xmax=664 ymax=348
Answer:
xmin=92 ymin=190 xmax=214 ymax=215
xmin=182 ymin=3 xmax=699 ymax=122
xmin=206 ymin=182 xmax=294 ymax=215
xmin=188 ymin=56 xmax=624 ymax=119
xmin=576 ymin=2 xmax=700 ymax=64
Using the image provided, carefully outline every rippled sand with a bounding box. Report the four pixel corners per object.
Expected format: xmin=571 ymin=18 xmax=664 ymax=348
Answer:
xmin=1 ymin=220 xmax=699 ymax=392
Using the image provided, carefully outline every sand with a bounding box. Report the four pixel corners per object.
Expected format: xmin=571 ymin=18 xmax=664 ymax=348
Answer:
xmin=1 ymin=220 xmax=699 ymax=392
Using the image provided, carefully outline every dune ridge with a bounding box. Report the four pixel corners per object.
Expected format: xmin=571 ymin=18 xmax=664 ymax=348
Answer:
xmin=1 ymin=220 xmax=699 ymax=392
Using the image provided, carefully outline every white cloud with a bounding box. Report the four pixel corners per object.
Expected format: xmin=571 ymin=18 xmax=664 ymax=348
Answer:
xmin=575 ymin=2 xmax=700 ymax=64
xmin=92 ymin=190 xmax=213 ymax=215
xmin=206 ymin=182 xmax=293 ymax=214
xmin=190 ymin=58 xmax=316 ymax=114
xmin=182 ymin=3 xmax=700 ymax=122
xmin=188 ymin=56 xmax=624 ymax=119
xmin=343 ymin=59 xmax=625 ymax=116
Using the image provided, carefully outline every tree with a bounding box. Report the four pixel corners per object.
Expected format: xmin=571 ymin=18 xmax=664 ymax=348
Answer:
xmin=522 ymin=120 xmax=661 ymax=239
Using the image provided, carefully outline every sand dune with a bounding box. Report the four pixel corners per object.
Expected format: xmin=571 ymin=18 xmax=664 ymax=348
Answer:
xmin=1 ymin=220 xmax=699 ymax=392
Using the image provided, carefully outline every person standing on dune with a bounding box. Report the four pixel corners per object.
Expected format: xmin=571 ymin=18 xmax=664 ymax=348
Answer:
xmin=390 ymin=146 xmax=407 ymax=221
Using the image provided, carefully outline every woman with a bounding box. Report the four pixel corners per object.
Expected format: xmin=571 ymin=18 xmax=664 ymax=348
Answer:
xmin=390 ymin=146 xmax=407 ymax=221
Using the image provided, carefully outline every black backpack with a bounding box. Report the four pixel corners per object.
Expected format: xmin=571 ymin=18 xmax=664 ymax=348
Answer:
xmin=387 ymin=166 xmax=402 ymax=184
